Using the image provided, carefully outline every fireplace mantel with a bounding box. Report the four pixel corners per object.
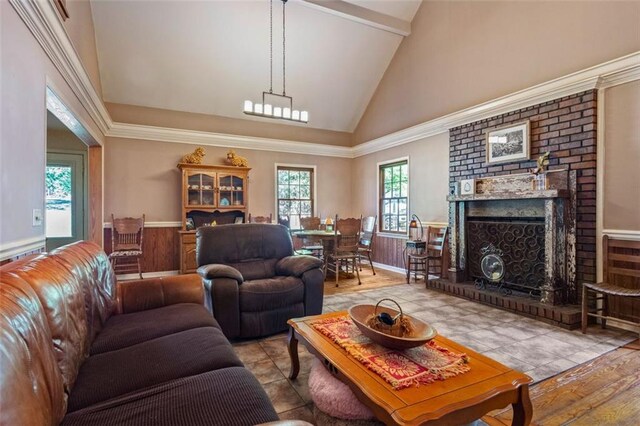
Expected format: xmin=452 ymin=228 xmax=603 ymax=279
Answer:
xmin=447 ymin=170 xmax=577 ymax=305
xmin=447 ymin=189 xmax=569 ymax=202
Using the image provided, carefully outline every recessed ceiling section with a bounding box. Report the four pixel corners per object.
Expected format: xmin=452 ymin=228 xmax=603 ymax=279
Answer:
xmin=90 ymin=0 xmax=421 ymax=132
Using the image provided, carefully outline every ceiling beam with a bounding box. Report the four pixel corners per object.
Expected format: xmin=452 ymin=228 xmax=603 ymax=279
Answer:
xmin=295 ymin=0 xmax=411 ymax=37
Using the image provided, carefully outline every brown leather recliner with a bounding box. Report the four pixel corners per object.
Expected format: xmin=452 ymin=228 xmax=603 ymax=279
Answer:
xmin=196 ymin=224 xmax=325 ymax=339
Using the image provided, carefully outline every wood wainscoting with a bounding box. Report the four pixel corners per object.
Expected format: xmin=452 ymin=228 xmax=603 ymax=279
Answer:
xmin=104 ymin=226 xmax=180 ymax=274
xmin=371 ymin=233 xmax=450 ymax=278
xmin=371 ymin=235 xmax=406 ymax=270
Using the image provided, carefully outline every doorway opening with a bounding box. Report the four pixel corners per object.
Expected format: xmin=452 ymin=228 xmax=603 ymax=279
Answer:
xmin=45 ymin=111 xmax=88 ymax=251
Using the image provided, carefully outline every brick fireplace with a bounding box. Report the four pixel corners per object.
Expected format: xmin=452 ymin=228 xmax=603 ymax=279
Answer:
xmin=431 ymin=90 xmax=597 ymax=326
xmin=447 ymin=171 xmax=576 ymax=305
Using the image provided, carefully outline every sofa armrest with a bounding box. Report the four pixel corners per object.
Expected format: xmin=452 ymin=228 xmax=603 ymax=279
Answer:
xmin=117 ymin=274 xmax=204 ymax=314
xmin=275 ymin=255 xmax=323 ymax=277
xmin=197 ymin=264 xmax=244 ymax=283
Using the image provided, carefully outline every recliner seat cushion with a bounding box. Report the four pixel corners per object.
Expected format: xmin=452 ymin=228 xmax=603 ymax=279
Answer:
xmin=68 ymin=327 xmax=242 ymax=412
xmin=90 ymin=303 xmax=217 ymax=355
xmin=61 ymin=367 xmax=278 ymax=426
xmin=239 ymin=276 xmax=304 ymax=312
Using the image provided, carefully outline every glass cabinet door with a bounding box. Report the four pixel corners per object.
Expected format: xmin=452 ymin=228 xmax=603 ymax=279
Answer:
xmin=218 ymin=174 xmax=245 ymax=208
xmin=187 ymin=173 xmax=216 ymax=207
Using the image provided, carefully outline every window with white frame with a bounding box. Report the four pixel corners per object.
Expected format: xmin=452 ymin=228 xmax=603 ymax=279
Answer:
xmin=276 ymin=166 xmax=314 ymax=230
xmin=379 ymin=160 xmax=408 ymax=233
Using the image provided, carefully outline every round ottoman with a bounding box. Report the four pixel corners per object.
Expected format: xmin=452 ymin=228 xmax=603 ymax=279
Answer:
xmin=308 ymin=359 xmax=383 ymax=426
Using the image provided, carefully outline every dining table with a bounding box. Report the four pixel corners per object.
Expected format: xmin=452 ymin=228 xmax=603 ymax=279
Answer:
xmin=292 ymin=230 xmax=354 ymax=278
xmin=291 ymin=229 xmax=339 ymax=254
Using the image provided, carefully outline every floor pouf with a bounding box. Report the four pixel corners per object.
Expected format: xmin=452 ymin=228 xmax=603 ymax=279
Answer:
xmin=308 ymin=359 xmax=383 ymax=426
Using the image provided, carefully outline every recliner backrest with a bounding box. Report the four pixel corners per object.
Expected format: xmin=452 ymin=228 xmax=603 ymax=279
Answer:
xmin=196 ymin=224 xmax=294 ymax=273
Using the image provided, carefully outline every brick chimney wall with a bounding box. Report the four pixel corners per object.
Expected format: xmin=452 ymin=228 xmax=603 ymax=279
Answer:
xmin=448 ymin=90 xmax=597 ymax=300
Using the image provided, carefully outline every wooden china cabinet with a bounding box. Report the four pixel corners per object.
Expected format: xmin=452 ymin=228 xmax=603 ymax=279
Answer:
xmin=177 ymin=163 xmax=251 ymax=274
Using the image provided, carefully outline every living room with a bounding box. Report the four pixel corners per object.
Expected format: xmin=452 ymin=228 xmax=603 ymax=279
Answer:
xmin=1 ymin=0 xmax=639 ymax=425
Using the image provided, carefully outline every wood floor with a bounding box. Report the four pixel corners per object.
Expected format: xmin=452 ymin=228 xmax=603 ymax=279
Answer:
xmin=323 ymin=265 xmax=405 ymax=296
xmin=483 ymin=340 xmax=640 ymax=426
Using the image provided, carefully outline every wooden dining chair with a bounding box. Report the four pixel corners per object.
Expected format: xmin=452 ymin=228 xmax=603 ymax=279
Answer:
xmin=109 ymin=214 xmax=145 ymax=279
xmin=358 ymin=215 xmax=377 ymax=275
xmin=406 ymin=225 xmax=448 ymax=284
xmin=325 ymin=215 xmax=362 ymax=287
xmin=299 ymin=216 xmax=323 ymax=258
xmin=248 ymin=213 xmax=273 ymax=223
xmin=582 ymin=236 xmax=640 ymax=338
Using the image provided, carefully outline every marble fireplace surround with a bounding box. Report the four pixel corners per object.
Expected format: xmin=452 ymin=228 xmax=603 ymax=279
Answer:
xmin=447 ymin=171 xmax=577 ymax=305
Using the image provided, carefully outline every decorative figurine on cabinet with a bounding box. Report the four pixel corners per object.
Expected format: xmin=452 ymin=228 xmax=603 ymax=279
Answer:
xmin=226 ymin=150 xmax=249 ymax=167
xmin=180 ymin=147 xmax=206 ymax=164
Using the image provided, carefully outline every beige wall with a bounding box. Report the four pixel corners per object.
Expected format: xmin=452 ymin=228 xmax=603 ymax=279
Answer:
xmin=104 ymin=138 xmax=353 ymax=222
xmin=1 ymin=2 xmax=103 ymax=248
xmin=63 ymin=0 xmax=102 ymax=97
xmin=604 ymin=80 xmax=640 ymax=231
xmin=107 ymin=103 xmax=353 ymax=147
xmin=355 ymin=1 xmax=640 ymax=143
xmin=351 ymin=132 xmax=450 ymax=229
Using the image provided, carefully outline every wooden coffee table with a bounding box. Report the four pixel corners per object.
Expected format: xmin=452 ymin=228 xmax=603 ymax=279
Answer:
xmin=288 ymin=311 xmax=533 ymax=426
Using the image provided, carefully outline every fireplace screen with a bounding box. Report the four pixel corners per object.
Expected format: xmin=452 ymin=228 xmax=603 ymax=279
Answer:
xmin=467 ymin=219 xmax=545 ymax=293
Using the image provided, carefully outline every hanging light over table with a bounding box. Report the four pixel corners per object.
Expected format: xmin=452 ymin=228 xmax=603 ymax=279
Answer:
xmin=243 ymin=0 xmax=308 ymax=123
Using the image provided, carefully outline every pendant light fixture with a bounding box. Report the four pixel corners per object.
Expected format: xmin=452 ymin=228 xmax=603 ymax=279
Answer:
xmin=243 ymin=0 xmax=308 ymax=123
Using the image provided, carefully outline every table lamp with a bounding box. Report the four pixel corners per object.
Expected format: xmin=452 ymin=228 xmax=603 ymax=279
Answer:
xmin=409 ymin=214 xmax=423 ymax=241
xmin=325 ymin=216 xmax=334 ymax=232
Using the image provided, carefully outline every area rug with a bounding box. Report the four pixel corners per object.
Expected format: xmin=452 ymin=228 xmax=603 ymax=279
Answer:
xmin=311 ymin=315 xmax=470 ymax=390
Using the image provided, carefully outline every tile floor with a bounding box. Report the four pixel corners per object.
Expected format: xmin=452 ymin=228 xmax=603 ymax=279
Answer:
xmin=232 ymin=282 xmax=637 ymax=422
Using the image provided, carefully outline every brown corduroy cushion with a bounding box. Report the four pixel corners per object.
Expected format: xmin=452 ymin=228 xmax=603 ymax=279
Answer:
xmin=90 ymin=303 xmax=217 ymax=355
xmin=61 ymin=367 xmax=279 ymax=426
xmin=68 ymin=327 xmax=242 ymax=412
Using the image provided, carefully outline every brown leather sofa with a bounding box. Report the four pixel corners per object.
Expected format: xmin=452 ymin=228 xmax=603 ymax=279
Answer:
xmin=197 ymin=224 xmax=325 ymax=339
xmin=0 ymin=241 xmax=296 ymax=426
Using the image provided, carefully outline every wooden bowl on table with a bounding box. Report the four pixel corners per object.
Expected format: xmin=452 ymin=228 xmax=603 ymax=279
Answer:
xmin=348 ymin=300 xmax=437 ymax=350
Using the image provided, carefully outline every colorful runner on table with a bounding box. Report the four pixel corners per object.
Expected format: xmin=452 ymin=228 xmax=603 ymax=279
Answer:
xmin=311 ymin=315 xmax=470 ymax=390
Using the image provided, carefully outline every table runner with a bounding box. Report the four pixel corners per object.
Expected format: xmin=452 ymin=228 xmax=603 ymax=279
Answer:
xmin=311 ymin=315 xmax=469 ymax=390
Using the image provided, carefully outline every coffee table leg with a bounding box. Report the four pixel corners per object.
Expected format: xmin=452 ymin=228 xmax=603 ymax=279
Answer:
xmin=512 ymin=384 xmax=533 ymax=426
xmin=287 ymin=326 xmax=300 ymax=380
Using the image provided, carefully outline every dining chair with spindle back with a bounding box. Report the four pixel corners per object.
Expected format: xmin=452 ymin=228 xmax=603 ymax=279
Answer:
xmin=358 ymin=215 xmax=377 ymax=275
xmin=299 ymin=216 xmax=323 ymax=258
xmin=109 ymin=214 xmax=145 ymax=279
xmin=325 ymin=215 xmax=362 ymax=287
xmin=406 ymin=225 xmax=448 ymax=284
xmin=248 ymin=213 xmax=273 ymax=223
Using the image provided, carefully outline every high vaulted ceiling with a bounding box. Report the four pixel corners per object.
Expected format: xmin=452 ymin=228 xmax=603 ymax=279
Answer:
xmin=90 ymin=0 xmax=421 ymax=132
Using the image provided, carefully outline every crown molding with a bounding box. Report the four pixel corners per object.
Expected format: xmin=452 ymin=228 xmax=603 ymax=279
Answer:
xmin=602 ymin=229 xmax=640 ymax=241
xmin=0 ymin=236 xmax=46 ymax=261
xmin=353 ymin=51 xmax=640 ymax=157
xmin=12 ymin=0 xmax=639 ymax=159
xmin=9 ymin=0 xmax=113 ymax=136
xmin=107 ymin=122 xmax=354 ymax=158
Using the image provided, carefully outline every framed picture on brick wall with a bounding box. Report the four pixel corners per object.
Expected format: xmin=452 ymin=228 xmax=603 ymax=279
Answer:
xmin=485 ymin=120 xmax=530 ymax=165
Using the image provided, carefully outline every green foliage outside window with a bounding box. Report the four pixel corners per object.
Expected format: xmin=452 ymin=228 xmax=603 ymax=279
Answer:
xmin=380 ymin=161 xmax=408 ymax=233
xmin=277 ymin=167 xmax=314 ymax=229
xmin=46 ymin=166 xmax=72 ymax=198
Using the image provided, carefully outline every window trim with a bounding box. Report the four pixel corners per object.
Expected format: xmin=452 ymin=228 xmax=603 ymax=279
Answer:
xmin=377 ymin=156 xmax=410 ymax=237
xmin=274 ymin=163 xmax=317 ymax=228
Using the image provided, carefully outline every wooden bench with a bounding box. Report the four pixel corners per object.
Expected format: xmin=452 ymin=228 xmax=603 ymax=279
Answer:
xmin=582 ymin=236 xmax=640 ymax=337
